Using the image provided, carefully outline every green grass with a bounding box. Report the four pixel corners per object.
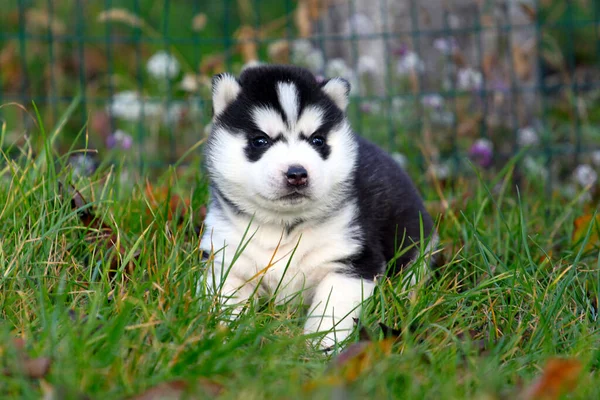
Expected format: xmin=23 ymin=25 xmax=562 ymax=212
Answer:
xmin=1 ymin=114 xmax=600 ymax=400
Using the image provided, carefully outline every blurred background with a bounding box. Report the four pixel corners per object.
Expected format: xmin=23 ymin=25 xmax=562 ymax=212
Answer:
xmin=0 ymin=0 xmax=599 ymax=198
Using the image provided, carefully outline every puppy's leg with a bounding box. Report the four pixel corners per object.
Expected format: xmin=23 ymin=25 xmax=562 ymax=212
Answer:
xmin=304 ymin=271 xmax=375 ymax=350
xmin=208 ymin=263 xmax=255 ymax=319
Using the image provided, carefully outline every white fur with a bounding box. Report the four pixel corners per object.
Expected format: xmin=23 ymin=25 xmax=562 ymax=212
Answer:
xmin=276 ymin=82 xmax=299 ymax=125
xmin=208 ymin=104 xmax=357 ymax=225
xmin=212 ymin=74 xmax=241 ymax=116
xmin=322 ymin=78 xmax=350 ymax=110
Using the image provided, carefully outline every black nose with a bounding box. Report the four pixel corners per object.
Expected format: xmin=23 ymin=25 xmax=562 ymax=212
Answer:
xmin=286 ymin=165 xmax=308 ymax=187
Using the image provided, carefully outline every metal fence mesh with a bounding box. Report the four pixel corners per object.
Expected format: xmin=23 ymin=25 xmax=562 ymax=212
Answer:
xmin=1 ymin=0 xmax=599 ymax=191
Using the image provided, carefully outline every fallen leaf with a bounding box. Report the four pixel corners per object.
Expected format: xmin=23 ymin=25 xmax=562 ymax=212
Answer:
xmin=295 ymin=0 xmax=312 ymax=38
xmin=520 ymin=358 xmax=582 ymax=400
xmin=191 ymin=13 xmax=207 ymax=32
xmin=267 ymin=40 xmax=290 ymax=64
xmin=235 ymin=25 xmax=258 ymax=63
xmin=378 ymin=322 xmax=402 ymax=338
xmin=331 ymin=338 xmax=394 ymax=383
xmin=3 ymin=338 xmax=52 ymax=379
xmin=61 ymin=183 xmax=139 ymax=279
xmin=129 ymin=378 xmax=223 ymax=400
xmin=572 ymin=214 xmax=600 ymax=252
xmin=519 ymin=2 xmax=536 ymax=22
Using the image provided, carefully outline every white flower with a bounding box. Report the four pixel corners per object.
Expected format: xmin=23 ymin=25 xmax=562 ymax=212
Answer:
xmin=107 ymin=91 xmax=161 ymax=121
xmin=291 ymin=40 xmax=325 ymax=72
xmin=523 ymin=156 xmax=548 ymax=180
xmin=591 ymin=150 xmax=600 ymax=167
xmin=305 ymin=49 xmax=325 ymax=72
xmin=146 ymin=51 xmax=180 ymax=79
xmin=391 ymin=152 xmax=408 ymax=169
xmin=517 ymin=126 xmax=539 ymax=147
xmin=391 ymin=97 xmax=405 ymax=113
xmin=347 ymin=13 xmax=374 ymax=35
xmin=428 ymin=162 xmax=451 ymax=180
xmin=326 ymin=58 xmax=352 ymax=78
xmin=396 ymin=51 xmax=424 ymax=76
xmin=180 ymin=74 xmax=198 ymax=92
xmin=357 ymin=56 xmax=379 ymax=77
xmin=457 ymin=67 xmax=483 ymax=91
xmin=163 ymin=102 xmax=186 ymax=126
xmin=433 ymin=37 xmax=458 ymax=55
xmin=421 ymin=94 xmax=444 ymax=109
xmin=325 ymin=58 xmax=358 ymax=95
xmin=574 ymin=164 xmax=598 ymax=187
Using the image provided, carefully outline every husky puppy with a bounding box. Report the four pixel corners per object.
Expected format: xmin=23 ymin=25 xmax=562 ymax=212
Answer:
xmin=200 ymin=65 xmax=435 ymax=349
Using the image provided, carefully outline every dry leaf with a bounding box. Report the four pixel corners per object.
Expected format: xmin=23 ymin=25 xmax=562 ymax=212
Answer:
xmin=520 ymin=358 xmax=582 ymax=400
xmin=306 ymin=0 xmax=328 ymax=20
xmin=61 ymin=183 xmax=139 ymax=279
xmin=519 ymin=2 xmax=537 ymax=21
xmin=191 ymin=13 xmax=207 ymax=32
xmin=144 ymin=181 xmax=190 ymax=222
xmin=200 ymin=54 xmax=225 ymax=75
xmin=97 ymin=8 xmax=144 ymax=28
xmin=3 ymin=338 xmax=52 ymax=379
xmin=295 ymin=1 xmax=312 ymax=38
xmin=129 ymin=378 xmax=223 ymax=400
xmin=512 ymin=44 xmax=533 ymax=81
xmin=267 ymin=40 xmax=290 ymax=64
xmin=26 ymin=9 xmax=66 ymax=35
xmin=235 ymin=25 xmax=258 ymax=63
xmin=572 ymin=214 xmax=600 ymax=252
xmin=330 ymin=339 xmax=394 ymax=383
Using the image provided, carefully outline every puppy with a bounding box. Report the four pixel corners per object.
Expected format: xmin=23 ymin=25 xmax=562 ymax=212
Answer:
xmin=200 ymin=65 xmax=435 ymax=349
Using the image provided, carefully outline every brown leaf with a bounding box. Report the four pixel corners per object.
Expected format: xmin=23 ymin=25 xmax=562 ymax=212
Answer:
xmin=191 ymin=13 xmax=207 ymax=32
xmin=306 ymin=0 xmax=328 ymax=20
xmin=378 ymin=322 xmax=402 ymax=338
xmin=295 ymin=1 xmax=312 ymax=38
xmin=22 ymin=357 xmax=52 ymax=379
xmin=200 ymin=54 xmax=225 ymax=75
xmin=61 ymin=183 xmax=139 ymax=279
xmin=3 ymin=338 xmax=52 ymax=379
xmin=129 ymin=378 xmax=223 ymax=400
xmin=520 ymin=358 xmax=582 ymax=400
xmin=519 ymin=2 xmax=536 ymax=22
xmin=512 ymin=44 xmax=533 ymax=81
xmin=235 ymin=25 xmax=258 ymax=63
xmin=267 ymin=40 xmax=290 ymax=64
xmin=572 ymin=214 xmax=600 ymax=252
xmin=324 ymin=337 xmax=394 ymax=385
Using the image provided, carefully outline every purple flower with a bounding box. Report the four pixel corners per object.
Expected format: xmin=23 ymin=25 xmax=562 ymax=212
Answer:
xmin=469 ymin=138 xmax=493 ymax=168
xmin=392 ymin=43 xmax=409 ymax=58
xmin=433 ymin=37 xmax=458 ymax=55
xmin=421 ymin=94 xmax=444 ymax=110
xmin=106 ymin=129 xmax=133 ymax=150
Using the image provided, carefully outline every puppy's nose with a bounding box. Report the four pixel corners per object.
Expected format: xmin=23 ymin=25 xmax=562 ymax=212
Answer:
xmin=285 ymin=165 xmax=308 ymax=187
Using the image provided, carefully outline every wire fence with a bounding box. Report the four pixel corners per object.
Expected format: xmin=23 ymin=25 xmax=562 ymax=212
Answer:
xmin=1 ymin=0 xmax=599 ymax=192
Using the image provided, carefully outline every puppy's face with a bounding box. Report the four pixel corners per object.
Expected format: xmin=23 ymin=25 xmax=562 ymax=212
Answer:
xmin=206 ymin=66 xmax=357 ymax=220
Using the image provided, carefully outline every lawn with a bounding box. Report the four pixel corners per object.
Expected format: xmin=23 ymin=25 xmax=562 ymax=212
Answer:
xmin=1 ymin=109 xmax=599 ymax=399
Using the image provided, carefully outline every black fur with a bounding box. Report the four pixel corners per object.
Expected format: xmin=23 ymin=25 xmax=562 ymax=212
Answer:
xmin=344 ymin=136 xmax=434 ymax=280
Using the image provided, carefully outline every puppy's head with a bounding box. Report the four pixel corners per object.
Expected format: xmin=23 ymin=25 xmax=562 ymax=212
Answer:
xmin=206 ymin=65 xmax=357 ymax=222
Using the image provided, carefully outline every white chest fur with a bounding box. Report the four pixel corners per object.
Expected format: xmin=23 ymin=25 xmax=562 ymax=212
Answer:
xmin=200 ymin=202 xmax=362 ymax=303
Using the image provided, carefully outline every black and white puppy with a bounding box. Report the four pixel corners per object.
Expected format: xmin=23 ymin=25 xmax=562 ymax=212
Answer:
xmin=200 ymin=65 xmax=436 ymax=349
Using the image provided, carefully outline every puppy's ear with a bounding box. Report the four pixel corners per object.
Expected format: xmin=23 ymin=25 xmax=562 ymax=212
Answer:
xmin=321 ymin=78 xmax=350 ymax=110
xmin=212 ymin=73 xmax=241 ymax=116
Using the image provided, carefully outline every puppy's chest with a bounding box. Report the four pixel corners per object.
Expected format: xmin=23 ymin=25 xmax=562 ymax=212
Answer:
xmin=219 ymin=210 xmax=362 ymax=294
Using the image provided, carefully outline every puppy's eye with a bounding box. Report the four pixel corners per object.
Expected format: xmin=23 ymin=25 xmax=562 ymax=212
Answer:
xmin=310 ymin=136 xmax=325 ymax=147
xmin=251 ymin=136 xmax=271 ymax=148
